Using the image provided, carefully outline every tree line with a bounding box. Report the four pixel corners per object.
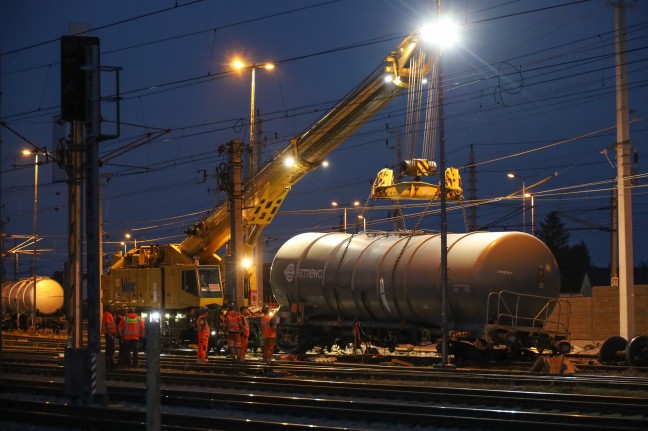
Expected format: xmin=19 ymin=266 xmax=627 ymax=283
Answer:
xmin=536 ymin=211 xmax=648 ymax=292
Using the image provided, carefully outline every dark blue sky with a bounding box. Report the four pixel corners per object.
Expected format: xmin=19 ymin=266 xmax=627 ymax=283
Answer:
xmin=2 ymin=0 xmax=647 ymax=278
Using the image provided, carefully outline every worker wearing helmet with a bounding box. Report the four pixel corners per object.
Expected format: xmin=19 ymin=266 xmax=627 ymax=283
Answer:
xmin=118 ymin=306 xmax=145 ymax=367
xmin=223 ymin=302 xmax=243 ymax=362
xmin=101 ymin=303 xmax=117 ymax=369
xmin=196 ymin=306 xmax=210 ymax=364
xmin=239 ymin=306 xmax=250 ymax=361
xmin=261 ymin=305 xmax=277 ymax=365
xmin=115 ymin=306 xmax=128 ymax=367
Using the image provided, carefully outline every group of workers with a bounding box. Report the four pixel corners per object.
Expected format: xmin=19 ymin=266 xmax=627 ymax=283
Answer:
xmin=103 ymin=301 xmax=276 ymax=368
xmin=101 ymin=303 xmax=145 ymax=369
xmin=197 ymin=302 xmax=276 ymax=364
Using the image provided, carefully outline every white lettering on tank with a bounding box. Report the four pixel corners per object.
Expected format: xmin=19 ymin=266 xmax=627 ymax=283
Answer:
xmin=296 ymin=267 xmax=324 ymax=279
xmin=284 ymin=263 xmax=295 ymax=283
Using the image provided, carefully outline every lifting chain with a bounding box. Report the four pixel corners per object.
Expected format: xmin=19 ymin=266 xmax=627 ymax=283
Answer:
xmin=332 ymin=193 xmax=374 ymax=290
xmin=389 ymin=198 xmax=437 ymax=295
xmin=459 ymin=196 xmax=469 ymax=232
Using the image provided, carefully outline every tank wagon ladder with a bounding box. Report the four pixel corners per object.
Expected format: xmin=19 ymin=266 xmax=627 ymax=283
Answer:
xmin=485 ymin=290 xmax=571 ymax=354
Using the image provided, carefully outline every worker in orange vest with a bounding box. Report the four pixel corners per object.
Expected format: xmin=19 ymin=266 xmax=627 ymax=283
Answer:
xmin=223 ymin=303 xmax=244 ymax=362
xmin=118 ymin=306 xmax=145 ymax=368
xmin=261 ymin=305 xmax=277 ymax=365
xmin=239 ymin=306 xmax=250 ymax=361
xmin=196 ymin=306 xmax=210 ymax=364
xmin=101 ymin=303 xmax=118 ymax=369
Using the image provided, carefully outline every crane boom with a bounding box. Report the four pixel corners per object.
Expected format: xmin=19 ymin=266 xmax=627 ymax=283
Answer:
xmin=104 ymin=31 xmax=434 ymax=317
xmin=179 ymin=33 xmax=425 ymax=262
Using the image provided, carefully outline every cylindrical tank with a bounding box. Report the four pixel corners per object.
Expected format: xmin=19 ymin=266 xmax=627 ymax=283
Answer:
xmin=1 ymin=277 xmax=64 ymax=316
xmin=270 ymin=231 xmax=560 ymax=333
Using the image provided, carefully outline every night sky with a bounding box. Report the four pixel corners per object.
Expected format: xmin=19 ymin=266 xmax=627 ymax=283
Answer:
xmin=1 ymin=0 xmax=647 ymax=280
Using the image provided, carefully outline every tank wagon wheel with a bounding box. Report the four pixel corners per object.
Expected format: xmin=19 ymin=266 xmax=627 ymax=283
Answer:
xmin=599 ymin=336 xmax=628 ymax=364
xmin=275 ymin=326 xmax=312 ymax=355
xmin=626 ymin=335 xmax=648 ymax=367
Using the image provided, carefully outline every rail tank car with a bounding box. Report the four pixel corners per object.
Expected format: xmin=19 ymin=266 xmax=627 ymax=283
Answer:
xmin=269 ymin=231 xmax=571 ymax=357
xmin=1 ymin=277 xmax=65 ymax=316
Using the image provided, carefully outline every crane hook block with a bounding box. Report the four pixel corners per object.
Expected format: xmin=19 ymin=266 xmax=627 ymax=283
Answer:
xmin=400 ymin=159 xmax=437 ymax=178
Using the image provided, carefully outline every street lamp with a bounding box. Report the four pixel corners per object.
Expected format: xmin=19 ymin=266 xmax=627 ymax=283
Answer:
xmin=420 ymin=6 xmax=460 ymax=367
xmin=124 ymin=232 xmax=137 ymax=249
xmin=507 ymin=172 xmax=528 ymax=232
xmin=357 ymin=214 xmax=367 ymax=232
xmin=233 ymin=58 xmax=275 ymax=306
xmin=232 ymin=59 xmax=275 ymax=177
xmin=331 ymin=200 xmax=360 ymax=232
xmin=525 ymin=192 xmax=535 ymax=235
xmin=23 ymin=148 xmax=43 ymax=330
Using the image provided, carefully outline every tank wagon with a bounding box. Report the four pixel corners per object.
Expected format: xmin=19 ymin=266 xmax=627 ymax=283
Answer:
xmin=2 ymin=277 xmax=65 ymax=331
xmin=2 ymin=277 xmax=64 ymax=316
xmin=269 ymin=231 xmax=571 ymax=359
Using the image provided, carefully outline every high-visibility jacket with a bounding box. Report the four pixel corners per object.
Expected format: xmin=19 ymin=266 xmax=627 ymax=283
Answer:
xmin=119 ymin=312 xmax=145 ymax=340
xmin=223 ymin=311 xmax=243 ymax=333
xmin=241 ymin=316 xmax=250 ymax=338
xmin=197 ymin=313 xmax=210 ymax=334
xmin=102 ymin=311 xmax=117 ymax=335
xmin=261 ymin=314 xmax=276 ymax=338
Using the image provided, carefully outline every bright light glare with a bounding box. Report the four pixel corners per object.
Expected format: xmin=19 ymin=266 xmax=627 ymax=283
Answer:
xmin=384 ymin=74 xmax=394 ymax=83
xmin=232 ymin=59 xmax=245 ymax=70
xmin=263 ymin=63 xmax=275 ymax=70
xmin=420 ymin=17 xmax=460 ymax=49
xmin=150 ymin=311 xmax=161 ymax=323
xmin=284 ymin=156 xmax=295 ymax=167
xmin=22 ymin=149 xmax=32 ymax=156
xmin=242 ymin=257 xmax=252 ymax=268
xmin=321 ymin=160 xmax=329 ymax=167
xmin=507 ymin=173 xmax=515 ymax=179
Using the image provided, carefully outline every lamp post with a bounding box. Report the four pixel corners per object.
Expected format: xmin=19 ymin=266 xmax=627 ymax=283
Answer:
xmin=331 ymin=200 xmax=360 ymax=232
xmin=23 ymin=148 xmax=43 ymax=330
xmin=507 ymin=173 xmax=528 ymax=232
xmin=124 ymin=233 xmax=136 ymax=249
xmin=525 ymin=192 xmax=535 ymax=235
xmin=233 ymin=59 xmax=274 ymax=306
xmin=357 ymin=214 xmax=366 ymax=232
xmin=420 ymin=2 xmax=460 ymax=367
xmin=232 ymin=60 xmax=275 ymax=177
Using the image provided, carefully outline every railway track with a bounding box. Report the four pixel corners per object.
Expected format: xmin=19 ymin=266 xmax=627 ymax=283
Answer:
xmin=2 ymin=347 xmax=648 ymax=430
xmin=3 ymin=348 xmax=648 ymax=393
xmin=2 ymin=368 xmax=648 ymax=431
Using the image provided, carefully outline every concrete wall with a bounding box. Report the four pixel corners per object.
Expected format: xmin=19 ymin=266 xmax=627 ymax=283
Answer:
xmin=552 ymin=284 xmax=648 ymax=341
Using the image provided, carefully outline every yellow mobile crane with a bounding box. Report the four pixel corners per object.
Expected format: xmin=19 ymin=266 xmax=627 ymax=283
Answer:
xmin=102 ymin=30 xmax=459 ymax=341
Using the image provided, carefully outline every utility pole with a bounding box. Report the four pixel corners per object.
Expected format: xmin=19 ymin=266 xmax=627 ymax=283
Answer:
xmin=253 ymin=116 xmax=264 ymax=305
xmin=227 ymin=139 xmax=245 ymax=307
xmin=613 ymin=1 xmax=635 ymax=340
xmin=610 ymin=187 xmax=618 ymax=286
xmin=466 ymin=145 xmax=477 ymax=231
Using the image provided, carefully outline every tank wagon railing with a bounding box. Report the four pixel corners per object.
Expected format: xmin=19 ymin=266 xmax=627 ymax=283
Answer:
xmin=485 ymin=290 xmax=571 ymax=341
